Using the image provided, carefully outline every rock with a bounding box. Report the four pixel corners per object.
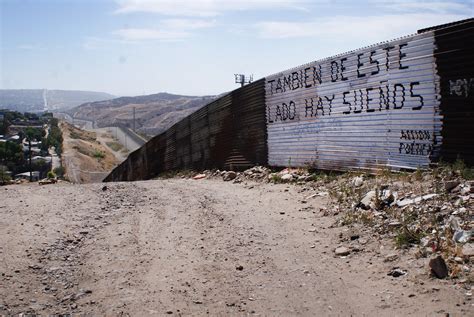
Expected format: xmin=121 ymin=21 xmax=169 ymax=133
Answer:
xmin=297 ymin=175 xmax=309 ymax=182
xmin=335 ymin=247 xmax=350 ymax=256
xmin=381 ymin=189 xmax=395 ymax=206
xmin=448 ymin=215 xmax=461 ymax=231
xmin=39 ymin=178 xmax=57 ymax=185
xmin=236 ymin=265 xmax=244 ymax=271
xmin=352 ymin=176 xmax=364 ymax=187
xmin=223 ymin=171 xmax=237 ymax=181
xmin=60 ymin=294 xmax=74 ymax=302
xmin=193 ymin=173 xmax=207 ymax=180
xmin=358 ymin=191 xmax=376 ymax=210
xmin=384 ymin=254 xmax=399 ymax=262
xmin=387 ymin=268 xmax=406 ymax=277
xmin=388 ymin=221 xmax=402 ymax=228
xmin=396 ymin=194 xmax=438 ymax=207
xmin=453 ymin=230 xmax=472 ymax=244
xmin=350 ymin=234 xmax=360 ymax=241
xmin=454 ymin=256 xmax=464 ymax=264
xmin=281 ymin=174 xmax=293 ymax=182
xmin=460 ymin=186 xmax=471 ymax=195
xmin=429 ymin=255 xmax=448 ymax=279
xmin=444 ymin=180 xmax=460 ymax=192
xmin=452 ymin=207 xmax=466 ymax=215
xmin=101 ymin=185 xmax=108 ymax=191
xmin=28 ymin=264 xmax=42 ymax=270
xmin=462 ymin=243 xmax=474 ymax=257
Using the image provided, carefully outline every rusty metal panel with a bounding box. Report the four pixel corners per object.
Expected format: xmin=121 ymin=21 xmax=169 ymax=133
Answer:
xmin=266 ymin=31 xmax=442 ymax=171
xmin=433 ymin=19 xmax=474 ymax=164
xmin=226 ymin=79 xmax=267 ymax=169
xmin=207 ymin=93 xmax=233 ymax=168
xmin=190 ymin=106 xmax=210 ymax=169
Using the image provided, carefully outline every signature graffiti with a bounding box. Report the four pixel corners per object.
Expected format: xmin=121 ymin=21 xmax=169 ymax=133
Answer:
xmin=449 ymin=78 xmax=474 ymax=98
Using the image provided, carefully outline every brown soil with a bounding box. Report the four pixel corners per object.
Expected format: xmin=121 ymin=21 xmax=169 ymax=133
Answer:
xmin=0 ymin=178 xmax=471 ymax=316
xmin=60 ymin=122 xmax=118 ymax=183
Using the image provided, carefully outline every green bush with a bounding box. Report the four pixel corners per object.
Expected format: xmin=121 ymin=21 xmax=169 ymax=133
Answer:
xmin=93 ymin=150 xmax=105 ymax=159
xmin=53 ymin=166 xmax=65 ymax=177
xmin=47 ymin=171 xmax=56 ymax=179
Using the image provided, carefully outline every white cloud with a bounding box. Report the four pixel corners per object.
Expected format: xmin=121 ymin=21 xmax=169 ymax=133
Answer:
xmin=161 ymin=18 xmax=216 ymax=30
xmin=114 ymin=0 xmax=310 ymax=16
xmin=256 ymin=13 xmax=469 ymax=40
xmin=113 ymin=18 xmax=216 ymax=41
xmin=82 ymin=36 xmax=132 ymax=50
xmin=371 ymin=0 xmax=472 ymax=14
xmin=114 ymin=28 xmax=189 ymax=41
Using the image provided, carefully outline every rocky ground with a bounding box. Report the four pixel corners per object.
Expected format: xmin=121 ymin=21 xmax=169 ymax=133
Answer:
xmin=0 ymin=166 xmax=473 ymax=316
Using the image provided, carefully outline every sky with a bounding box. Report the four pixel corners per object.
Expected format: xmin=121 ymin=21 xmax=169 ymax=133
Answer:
xmin=0 ymin=0 xmax=472 ymax=97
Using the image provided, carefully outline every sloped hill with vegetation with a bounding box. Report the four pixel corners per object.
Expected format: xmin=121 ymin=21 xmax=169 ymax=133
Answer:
xmin=70 ymin=92 xmax=216 ymax=136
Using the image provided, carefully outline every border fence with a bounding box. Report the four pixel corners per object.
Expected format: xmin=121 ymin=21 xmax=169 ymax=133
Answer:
xmin=104 ymin=19 xmax=473 ymax=182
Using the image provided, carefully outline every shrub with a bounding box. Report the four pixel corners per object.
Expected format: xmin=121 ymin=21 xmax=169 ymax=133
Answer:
xmin=53 ymin=166 xmax=65 ymax=177
xmin=93 ymin=150 xmax=105 ymax=159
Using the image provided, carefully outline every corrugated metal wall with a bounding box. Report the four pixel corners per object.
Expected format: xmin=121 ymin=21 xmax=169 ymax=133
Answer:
xmin=432 ymin=19 xmax=474 ymax=165
xmin=265 ymin=31 xmax=442 ymax=171
xmin=104 ymin=79 xmax=267 ymax=181
xmin=104 ymin=19 xmax=473 ymax=182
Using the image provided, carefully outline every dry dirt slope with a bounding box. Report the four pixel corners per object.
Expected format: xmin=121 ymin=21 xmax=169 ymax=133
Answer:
xmin=61 ymin=122 xmax=119 ymax=183
xmin=0 ymin=179 xmax=471 ymax=316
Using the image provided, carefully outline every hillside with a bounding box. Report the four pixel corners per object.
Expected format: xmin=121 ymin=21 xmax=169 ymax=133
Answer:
xmin=0 ymin=89 xmax=114 ymax=113
xmin=70 ymin=92 xmax=216 ymax=136
xmin=60 ymin=122 xmax=119 ymax=183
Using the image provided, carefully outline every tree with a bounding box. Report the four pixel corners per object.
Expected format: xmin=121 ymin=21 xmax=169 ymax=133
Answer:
xmin=47 ymin=119 xmax=63 ymax=156
xmin=0 ymin=141 xmax=24 ymax=176
xmin=0 ymin=166 xmax=11 ymax=185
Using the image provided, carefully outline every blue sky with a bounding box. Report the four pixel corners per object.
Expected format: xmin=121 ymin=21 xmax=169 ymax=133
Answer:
xmin=1 ymin=0 xmax=472 ymax=97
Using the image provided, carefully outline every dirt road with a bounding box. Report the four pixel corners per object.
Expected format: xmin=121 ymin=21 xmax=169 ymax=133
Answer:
xmin=0 ymin=179 xmax=470 ymax=316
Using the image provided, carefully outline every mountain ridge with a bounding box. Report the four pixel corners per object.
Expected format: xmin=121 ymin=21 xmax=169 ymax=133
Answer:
xmin=70 ymin=92 xmax=218 ymax=136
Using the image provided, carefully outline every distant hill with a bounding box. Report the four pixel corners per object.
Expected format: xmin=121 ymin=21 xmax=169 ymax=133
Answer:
xmin=71 ymin=92 xmax=217 ymax=136
xmin=0 ymin=89 xmax=115 ymax=113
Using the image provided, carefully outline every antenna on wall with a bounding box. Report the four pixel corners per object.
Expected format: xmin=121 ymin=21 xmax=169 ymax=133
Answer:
xmin=234 ymin=74 xmax=253 ymax=87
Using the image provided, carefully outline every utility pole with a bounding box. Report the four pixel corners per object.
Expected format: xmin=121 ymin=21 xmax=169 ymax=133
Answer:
xmin=28 ymin=138 xmax=32 ymax=182
xmin=234 ymin=74 xmax=253 ymax=87
xmin=25 ymin=127 xmax=34 ymax=182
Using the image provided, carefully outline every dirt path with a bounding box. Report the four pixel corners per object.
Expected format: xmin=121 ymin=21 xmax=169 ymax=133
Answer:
xmin=0 ymin=179 xmax=470 ymax=316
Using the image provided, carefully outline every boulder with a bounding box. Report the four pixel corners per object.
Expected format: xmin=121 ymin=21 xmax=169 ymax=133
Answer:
xmin=429 ymin=255 xmax=448 ymax=279
xmin=223 ymin=171 xmax=237 ymax=181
